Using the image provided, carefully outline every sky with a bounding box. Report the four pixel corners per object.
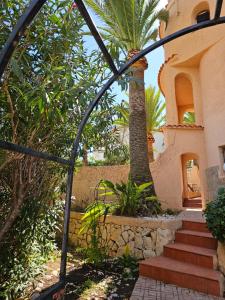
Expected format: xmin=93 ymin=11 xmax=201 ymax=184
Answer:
xmin=84 ymin=0 xmax=168 ymax=103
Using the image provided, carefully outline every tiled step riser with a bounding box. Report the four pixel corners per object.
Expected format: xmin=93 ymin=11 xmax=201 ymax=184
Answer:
xmin=164 ymin=247 xmax=215 ymax=269
xmin=139 ymin=265 xmax=222 ymax=297
xmin=139 ymin=218 xmax=223 ymax=297
xmin=183 ymin=199 xmax=202 ymax=206
xmin=175 ymin=232 xmax=217 ymax=250
xmin=183 ymin=203 xmax=202 ymax=208
xmin=183 ymin=199 xmax=202 ymax=204
xmin=182 ymin=221 xmax=209 ymax=233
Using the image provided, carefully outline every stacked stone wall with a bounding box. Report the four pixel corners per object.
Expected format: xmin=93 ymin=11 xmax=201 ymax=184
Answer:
xmin=69 ymin=212 xmax=182 ymax=259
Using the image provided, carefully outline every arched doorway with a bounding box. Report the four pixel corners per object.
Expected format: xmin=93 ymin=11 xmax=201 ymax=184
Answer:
xmin=181 ymin=154 xmax=202 ymax=208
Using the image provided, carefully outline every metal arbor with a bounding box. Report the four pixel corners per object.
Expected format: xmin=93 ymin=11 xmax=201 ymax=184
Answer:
xmin=0 ymin=0 xmax=224 ymax=298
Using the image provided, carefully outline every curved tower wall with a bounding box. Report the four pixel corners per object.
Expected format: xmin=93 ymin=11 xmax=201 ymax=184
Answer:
xmin=152 ymin=0 xmax=225 ymax=208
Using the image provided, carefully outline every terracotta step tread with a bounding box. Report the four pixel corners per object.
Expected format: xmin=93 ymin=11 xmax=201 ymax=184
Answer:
xmin=177 ymin=229 xmax=213 ymax=238
xmin=140 ymin=256 xmax=222 ymax=281
xmin=165 ymin=243 xmax=216 ymax=256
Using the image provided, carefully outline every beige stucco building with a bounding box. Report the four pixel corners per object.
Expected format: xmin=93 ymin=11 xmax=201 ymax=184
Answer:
xmin=72 ymin=0 xmax=225 ymax=212
xmin=151 ymin=0 xmax=225 ymax=210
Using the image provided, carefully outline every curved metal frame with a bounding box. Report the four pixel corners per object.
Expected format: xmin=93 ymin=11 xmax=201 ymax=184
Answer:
xmin=0 ymin=0 xmax=224 ymax=298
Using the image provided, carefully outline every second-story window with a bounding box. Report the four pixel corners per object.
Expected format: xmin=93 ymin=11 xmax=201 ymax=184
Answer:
xmin=196 ymin=10 xmax=210 ymax=23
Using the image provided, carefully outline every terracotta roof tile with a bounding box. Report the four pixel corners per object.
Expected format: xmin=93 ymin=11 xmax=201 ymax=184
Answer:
xmin=163 ymin=124 xmax=204 ymax=130
xmin=157 ymin=54 xmax=177 ymax=96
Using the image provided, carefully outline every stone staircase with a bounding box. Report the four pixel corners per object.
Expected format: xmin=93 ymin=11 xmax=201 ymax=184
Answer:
xmin=139 ymin=219 xmax=224 ymax=297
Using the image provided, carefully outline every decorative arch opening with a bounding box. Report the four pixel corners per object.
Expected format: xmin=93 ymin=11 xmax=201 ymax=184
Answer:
xmin=192 ymin=1 xmax=210 ymax=24
xmin=181 ymin=153 xmax=202 ymax=208
xmin=175 ymin=74 xmax=195 ymax=124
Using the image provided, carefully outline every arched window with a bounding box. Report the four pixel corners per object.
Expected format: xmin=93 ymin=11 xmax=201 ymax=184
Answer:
xmin=192 ymin=2 xmax=210 ymax=24
xmin=196 ymin=10 xmax=210 ymax=23
xmin=175 ymin=74 xmax=195 ymax=124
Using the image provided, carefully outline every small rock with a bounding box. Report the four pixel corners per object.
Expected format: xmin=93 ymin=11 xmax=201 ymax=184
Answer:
xmin=52 ymin=270 xmax=58 ymax=276
xmin=122 ymin=230 xmax=129 ymax=242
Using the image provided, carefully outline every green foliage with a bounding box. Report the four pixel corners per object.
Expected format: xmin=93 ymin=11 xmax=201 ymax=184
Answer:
xmin=85 ymin=0 xmax=168 ymax=52
xmin=117 ymin=245 xmax=138 ymax=280
xmin=79 ymin=202 xmax=114 ymax=234
xmin=104 ymin=143 xmax=130 ymax=166
xmin=163 ymin=208 xmax=180 ymax=216
xmin=114 ymin=101 xmax=129 ymax=127
xmin=204 ymin=187 xmax=225 ymax=243
xmin=79 ymin=178 xmax=161 ymax=265
xmin=114 ymin=86 xmax=166 ymax=135
xmin=145 ymin=86 xmax=166 ymax=133
xmin=0 ymin=0 xmax=116 ymax=297
xmin=183 ymin=112 xmax=196 ymax=124
xmin=0 ymin=0 xmax=117 ymax=161
xmin=99 ymin=179 xmax=161 ymax=217
xmin=74 ymin=279 xmax=95 ymax=296
xmin=0 ymin=183 xmax=63 ymax=298
xmin=79 ymin=202 xmax=115 ymax=266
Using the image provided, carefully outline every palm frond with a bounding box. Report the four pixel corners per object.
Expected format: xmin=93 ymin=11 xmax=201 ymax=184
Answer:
xmin=114 ymin=85 xmax=165 ymax=132
xmin=85 ymin=0 xmax=168 ymax=52
xmin=183 ymin=112 xmax=195 ymax=124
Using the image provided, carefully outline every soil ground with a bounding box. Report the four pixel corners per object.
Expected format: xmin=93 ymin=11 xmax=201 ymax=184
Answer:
xmin=29 ymin=252 xmax=138 ymax=300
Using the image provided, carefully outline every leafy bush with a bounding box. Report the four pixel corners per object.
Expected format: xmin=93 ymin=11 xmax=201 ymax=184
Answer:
xmin=204 ymin=187 xmax=225 ymax=243
xmin=0 ymin=183 xmax=63 ymax=299
xmin=99 ymin=179 xmax=161 ymax=217
xmin=0 ymin=0 xmax=116 ymax=297
xmin=79 ymin=179 xmax=161 ymax=265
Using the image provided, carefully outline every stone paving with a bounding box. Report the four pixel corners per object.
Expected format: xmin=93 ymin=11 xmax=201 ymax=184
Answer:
xmin=130 ymin=276 xmax=224 ymax=300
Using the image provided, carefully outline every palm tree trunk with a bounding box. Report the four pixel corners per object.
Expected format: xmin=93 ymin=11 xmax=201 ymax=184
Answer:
xmin=147 ymin=132 xmax=155 ymax=163
xmin=128 ymin=53 xmax=155 ymax=195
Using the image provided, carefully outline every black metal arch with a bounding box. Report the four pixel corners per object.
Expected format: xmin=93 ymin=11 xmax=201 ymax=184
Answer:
xmin=0 ymin=0 xmax=224 ymax=298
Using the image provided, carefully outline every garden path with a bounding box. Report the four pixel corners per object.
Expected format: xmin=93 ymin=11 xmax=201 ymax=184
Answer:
xmin=130 ymin=276 xmax=223 ymax=300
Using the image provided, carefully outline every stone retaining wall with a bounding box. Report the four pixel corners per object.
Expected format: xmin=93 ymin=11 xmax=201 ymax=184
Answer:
xmin=218 ymin=242 xmax=225 ymax=276
xmin=69 ymin=212 xmax=182 ymax=260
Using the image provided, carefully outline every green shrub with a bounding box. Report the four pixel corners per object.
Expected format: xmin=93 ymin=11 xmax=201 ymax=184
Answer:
xmin=0 ymin=191 xmax=63 ymax=299
xmin=99 ymin=179 xmax=161 ymax=217
xmin=204 ymin=187 xmax=225 ymax=243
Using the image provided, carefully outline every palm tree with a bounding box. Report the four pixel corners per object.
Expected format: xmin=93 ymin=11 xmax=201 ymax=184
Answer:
xmin=183 ymin=112 xmax=195 ymax=124
xmin=145 ymin=86 xmax=165 ymax=162
xmin=85 ymin=0 xmax=168 ymax=188
xmin=115 ymin=86 xmax=165 ymax=162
